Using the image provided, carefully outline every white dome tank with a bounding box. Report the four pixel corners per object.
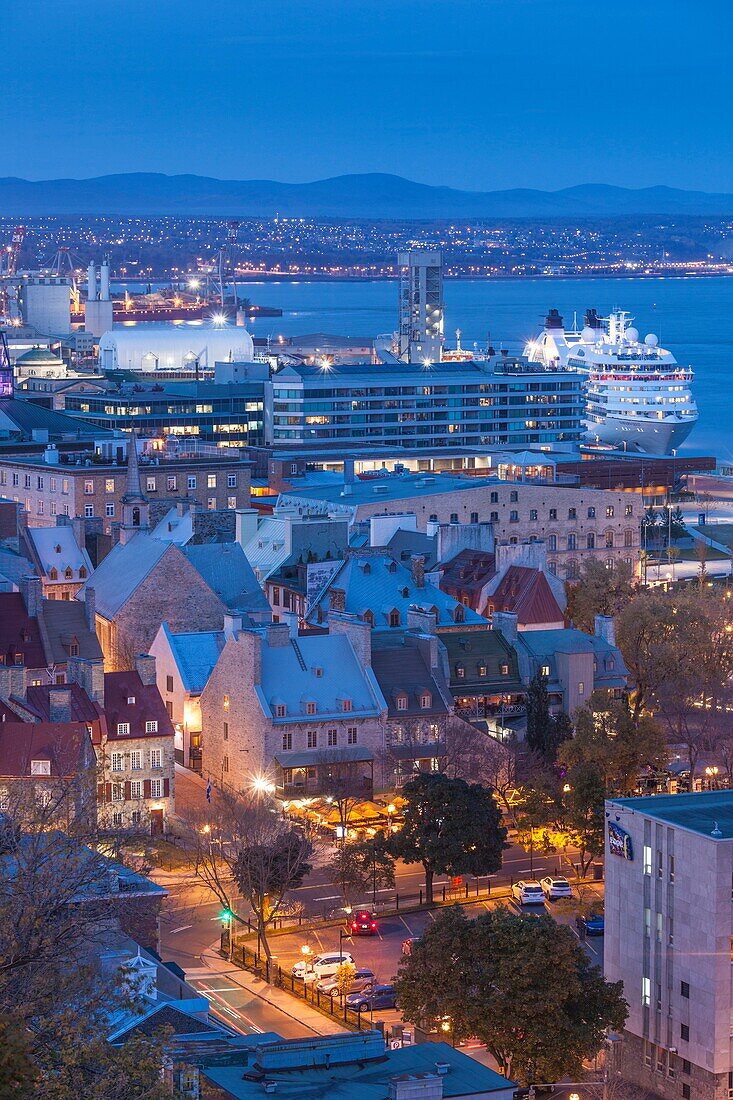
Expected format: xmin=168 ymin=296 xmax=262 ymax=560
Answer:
xmin=581 ymin=326 xmax=597 ymax=343
xmin=644 ymin=333 xmax=659 ymax=347
xmin=626 ymin=326 xmax=639 ymax=343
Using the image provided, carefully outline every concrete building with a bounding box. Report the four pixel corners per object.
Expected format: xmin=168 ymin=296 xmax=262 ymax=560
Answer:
xmin=398 ymin=249 xmax=444 ymax=363
xmin=17 ymin=276 xmax=72 ymax=334
xmin=604 ymin=790 xmax=733 ymax=1100
xmin=265 ymin=356 xmax=583 ymax=450
xmin=277 ymin=472 xmax=643 ymax=579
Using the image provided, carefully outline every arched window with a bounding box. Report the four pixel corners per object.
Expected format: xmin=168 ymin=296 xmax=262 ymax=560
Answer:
xmin=388 ymin=609 xmax=401 ymax=628
xmin=453 ymin=605 xmax=465 ymax=623
xmin=49 ymin=567 xmax=58 ymax=581
xmin=586 ymin=533 xmax=595 ymax=550
xmin=64 ymin=567 xmax=73 ymax=580
xmin=79 ymin=566 xmax=87 ymax=579
xmin=363 ymin=609 xmax=375 ymax=627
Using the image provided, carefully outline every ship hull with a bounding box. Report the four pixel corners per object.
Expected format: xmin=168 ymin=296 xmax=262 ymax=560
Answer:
xmin=584 ymin=413 xmax=697 ymax=455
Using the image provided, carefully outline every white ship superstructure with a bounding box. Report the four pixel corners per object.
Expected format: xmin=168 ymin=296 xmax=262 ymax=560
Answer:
xmin=525 ymin=308 xmax=698 ymax=454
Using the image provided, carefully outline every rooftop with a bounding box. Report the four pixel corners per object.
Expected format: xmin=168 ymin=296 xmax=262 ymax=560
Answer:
xmin=611 ymin=791 xmax=733 ymax=840
xmin=163 ymin=624 xmax=226 ymax=694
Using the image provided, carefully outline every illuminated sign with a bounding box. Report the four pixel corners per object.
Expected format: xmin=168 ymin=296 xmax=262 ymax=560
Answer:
xmin=608 ymin=821 xmax=633 ymax=860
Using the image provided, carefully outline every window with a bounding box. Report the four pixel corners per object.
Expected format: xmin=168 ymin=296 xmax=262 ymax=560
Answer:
xmin=643 ymin=1042 xmax=653 ymax=1069
xmin=490 ymin=491 xmax=498 ymax=504
xmin=166 ymin=675 xmax=174 ymax=693
xmin=530 ymin=509 xmax=538 ymax=521
xmin=681 ymin=981 xmax=689 ymax=998
xmin=112 ymin=811 xmax=124 ymax=828
xmin=568 ymin=507 xmax=577 ymax=520
xmin=150 ymin=778 xmax=163 ymax=798
xmin=341 ymin=698 xmax=352 ymax=712
xmin=509 ymin=510 xmax=519 ymax=523
xmin=567 ymin=533 xmax=576 ymax=550
xmin=389 ymin=609 xmax=401 ymax=628
xmin=167 ymin=475 xmax=177 ymax=492
xmin=470 ymin=511 xmax=479 ymax=524
xmin=682 ymin=1086 xmax=690 ymax=1100
xmin=228 ymin=473 xmax=237 ymax=488
xmin=146 ymin=476 xmax=156 ymax=492
xmin=606 ymin=506 xmax=615 ymax=518
xmin=145 ymin=720 xmax=158 ymax=733
xmin=112 ymin=783 xmax=124 ymax=803
xmin=228 ymin=495 xmax=237 ymax=509
xmin=84 ymin=479 xmax=94 ymax=495
xmin=641 ymin=976 xmax=651 ymax=1007
xmin=578 ymin=681 xmax=584 ymax=696
xmin=669 ymin=854 xmax=675 ymax=882
xmin=105 ymin=478 xmax=115 ymax=493
xmin=106 ymin=503 xmax=115 ymax=517
xmin=307 ymin=731 xmax=318 ymax=749
xmin=429 ymin=513 xmax=438 ymax=522
xmin=207 ymin=474 xmax=217 ymax=489
xmin=150 ymin=749 xmax=162 ymax=769
xmin=223 ymin=722 xmax=229 ymax=741
xmin=548 ymin=534 xmax=557 ymax=551
xmin=490 ymin=511 xmax=499 ymax=522
xmin=586 ymin=533 xmax=595 ymax=549
xmin=282 ymin=732 xmax=292 ymax=750
xmin=327 ymin=729 xmax=337 ymax=746
xmin=450 ymin=512 xmax=459 ymax=523
xmin=274 ymin=703 xmax=286 ymax=718
xmin=587 ymin=506 xmax=596 ymax=519
xmin=680 ymin=1024 xmax=689 ymax=1042
xmin=306 ymin=701 xmax=316 ymax=715
xmin=166 ymin=700 xmax=173 ymax=717
xmin=643 ymin=907 xmax=651 ymax=938
xmin=420 ymin=693 xmax=431 ymax=709
xmin=549 ymin=508 xmax=557 ymax=520
xmin=223 ymin=694 xmax=230 ymax=710
xmin=656 ymin=911 xmax=663 ymax=942
xmin=456 ymin=665 xmax=465 ymax=679
xmin=397 ymin=695 xmax=408 ymax=711
xmin=347 ymin=727 xmax=358 ymax=744
xmin=605 ymin=530 xmax=614 ymax=548
xmin=117 ymin=722 xmax=130 ymax=736
xmin=643 ymin=844 xmax=652 ymax=874
xmin=84 ymin=505 xmax=94 ymax=518
xmin=50 ymin=503 xmax=57 ymax=516
xmin=624 ymin=529 xmax=633 ymax=547
xmin=625 ymin=504 xmax=634 ymax=517
xmin=131 ymin=751 xmax=142 ymax=770
xmin=187 ymin=476 xmax=197 ymax=490
xmin=37 ymin=501 xmax=44 ymax=516
xmin=540 ymin=664 xmax=550 ymax=677
xmin=478 ymin=664 xmax=487 ymax=676
xmin=111 ymin=752 xmax=123 ymax=771
xmin=657 ymin=849 xmax=663 ymax=878
xmin=207 ymin=496 xmax=216 ymax=510
xmin=127 ymin=695 xmax=136 ymax=705
xmin=682 ymin=1061 xmax=690 ymax=1076
xmin=510 ymin=490 xmax=518 ymax=502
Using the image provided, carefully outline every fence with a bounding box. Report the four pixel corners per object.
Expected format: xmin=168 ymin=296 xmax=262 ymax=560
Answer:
xmin=223 ymin=935 xmax=378 ymax=1032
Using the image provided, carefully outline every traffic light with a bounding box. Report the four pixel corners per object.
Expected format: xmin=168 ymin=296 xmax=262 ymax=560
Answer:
xmin=221 ymin=908 xmax=233 ymax=923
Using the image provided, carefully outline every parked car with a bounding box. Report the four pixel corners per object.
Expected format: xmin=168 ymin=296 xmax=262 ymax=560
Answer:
xmin=577 ymin=912 xmax=605 ymax=936
xmin=540 ymin=876 xmax=573 ymax=900
xmin=350 ymin=910 xmax=379 ymax=936
xmin=345 ymin=983 xmax=398 ymax=1012
xmin=291 ymin=951 xmax=355 ymax=982
xmin=315 ymin=967 xmax=376 ymax=996
xmin=511 ymin=880 xmax=546 ymax=906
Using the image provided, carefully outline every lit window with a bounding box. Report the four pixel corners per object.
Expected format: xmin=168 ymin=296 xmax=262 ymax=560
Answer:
xmin=501 ymin=664 xmax=509 ymax=675
xmin=84 ymin=479 xmax=94 ymax=495
xmin=223 ymin=695 xmax=230 ymax=710
xmin=146 ymin=477 xmax=156 ymax=492
xmin=606 ymin=506 xmax=615 ymax=518
xmin=207 ymin=474 xmax=217 ymax=489
xmin=643 ymin=844 xmax=652 ymax=874
xmin=105 ymin=478 xmax=115 ymax=493
xmin=642 ymin=976 xmax=650 ymax=1007
xmin=540 ymin=664 xmax=550 ymax=677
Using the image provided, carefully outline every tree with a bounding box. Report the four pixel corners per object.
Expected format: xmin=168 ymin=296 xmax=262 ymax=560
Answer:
xmin=387 ymin=773 xmax=506 ymax=904
xmin=562 ymin=761 xmax=606 ymax=876
xmin=565 ymin=559 xmax=635 ymax=634
xmin=0 ymin=1013 xmax=36 ymax=1099
xmin=616 ymin=588 xmax=671 ymax=720
xmin=395 ymin=905 xmax=627 ymax=1084
xmin=334 ymin=960 xmax=357 ymax=1000
xmin=526 ymin=672 xmax=572 ymax=763
xmin=560 ymin=693 xmax=667 ymax=797
xmin=325 ymin=839 xmax=395 ymax=908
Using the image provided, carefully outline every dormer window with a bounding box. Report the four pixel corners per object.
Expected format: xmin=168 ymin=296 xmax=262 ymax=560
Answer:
xmin=362 ymin=561 xmax=371 ymax=574
xmin=396 ymin=694 xmax=408 ymax=712
xmin=478 ymin=664 xmax=487 ymax=677
xmin=401 ymin=586 xmax=409 ymax=598
xmin=306 ymin=701 xmax=316 ymax=715
xmin=313 ymin=667 xmax=323 ymax=678
xmin=69 ymin=642 xmax=80 ymax=657
xmin=117 ymin=722 xmax=130 ymax=736
xmin=541 ymin=664 xmax=550 ymax=677
xmin=363 ymin=610 xmax=375 ymax=627
xmin=274 ymin=704 xmax=286 ymax=718
xmin=387 ymin=560 xmax=397 ymax=574
xmin=127 ymin=696 xmax=136 ymax=705
xmin=79 ymin=566 xmax=87 ymax=579
xmin=49 ymin=567 xmax=58 ymax=581
xmin=420 ymin=693 xmax=431 ymax=709
xmin=30 ymin=759 xmax=51 ymax=776
xmin=341 ymin=698 xmax=352 ymax=713
xmin=456 ymin=665 xmax=465 ymax=679
xmin=54 ymin=544 xmax=62 ymax=554
xmin=453 ymin=605 xmax=465 ymax=623
xmin=64 ymin=567 xmax=73 ymax=580
xmin=500 ymin=664 xmax=509 ymax=676
xmin=388 ymin=609 xmax=401 ymax=628
xmin=608 ymin=657 xmax=614 ymax=670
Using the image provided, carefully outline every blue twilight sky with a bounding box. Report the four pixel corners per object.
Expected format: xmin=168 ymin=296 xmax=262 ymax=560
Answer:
xmin=5 ymin=0 xmax=732 ymax=191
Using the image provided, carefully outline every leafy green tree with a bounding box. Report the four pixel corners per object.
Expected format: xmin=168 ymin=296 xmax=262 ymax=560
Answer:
xmin=335 ymin=960 xmax=357 ymax=1000
xmin=388 ymin=773 xmax=506 ymax=904
xmin=562 ymin=761 xmax=606 ymax=876
xmin=326 ymin=839 xmax=395 ymax=908
xmin=566 ymin=558 xmax=635 ymax=634
xmin=0 ymin=1013 xmax=36 ymax=1099
xmin=560 ymin=693 xmax=666 ymax=796
xmin=525 ymin=671 xmax=553 ymax=757
xmin=396 ymin=905 xmax=627 ymax=1084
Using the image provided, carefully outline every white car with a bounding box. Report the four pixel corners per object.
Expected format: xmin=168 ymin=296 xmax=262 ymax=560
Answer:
xmin=291 ymin=951 xmax=355 ymax=983
xmin=511 ymin=880 xmax=546 ymax=906
xmin=541 ymin=876 xmax=573 ymax=900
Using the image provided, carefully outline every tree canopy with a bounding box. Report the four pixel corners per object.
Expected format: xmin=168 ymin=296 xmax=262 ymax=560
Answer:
xmin=396 ymin=905 xmax=627 ymax=1084
xmin=566 ymin=558 xmax=636 ymax=633
xmin=387 ymin=773 xmax=506 ymax=903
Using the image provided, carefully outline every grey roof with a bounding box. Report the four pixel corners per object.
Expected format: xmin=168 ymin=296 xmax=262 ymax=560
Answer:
xmin=308 ymin=553 xmax=486 ymax=632
xmin=162 ymin=623 xmax=225 ymax=693
xmin=40 ymin=599 xmax=103 ymax=665
xmin=184 ymin=543 xmax=270 ymax=615
xmin=385 ymin=528 xmax=439 ymax=570
xmin=0 ymin=398 xmax=113 ymax=439
xmin=77 ymin=534 xmax=169 ymax=619
xmin=610 ymin=790 xmax=733 ymax=840
xmin=278 ymin=472 xmax=499 ymax=511
xmin=515 ymin=628 xmax=628 ymax=689
xmin=24 ymin=525 xmax=93 ymax=581
xmin=371 ymin=636 xmax=451 ymax=718
xmin=0 ymin=546 xmax=36 ymax=587
xmin=252 ymin=629 xmax=385 ymax=722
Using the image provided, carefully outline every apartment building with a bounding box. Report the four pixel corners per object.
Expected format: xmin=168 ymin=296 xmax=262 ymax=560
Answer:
xmin=266 ymin=356 xmax=584 ymax=450
xmin=605 ymin=791 xmax=733 ymax=1100
xmin=0 ymin=446 xmax=251 ymax=532
xmin=277 ymin=472 xmax=643 ymax=579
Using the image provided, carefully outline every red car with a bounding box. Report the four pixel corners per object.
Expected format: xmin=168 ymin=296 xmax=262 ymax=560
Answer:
xmin=350 ymin=910 xmax=378 ymax=935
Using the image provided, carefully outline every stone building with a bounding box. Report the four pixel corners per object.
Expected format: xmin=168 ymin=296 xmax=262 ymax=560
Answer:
xmin=199 ymin=615 xmax=386 ymax=798
xmin=605 ymin=790 xmax=733 ymax=1100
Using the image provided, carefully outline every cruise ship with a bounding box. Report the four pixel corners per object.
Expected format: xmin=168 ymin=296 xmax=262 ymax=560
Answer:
xmin=525 ymin=308 xmax=698 ymax=454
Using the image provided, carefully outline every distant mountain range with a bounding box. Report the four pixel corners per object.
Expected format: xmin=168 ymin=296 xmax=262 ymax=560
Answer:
xmin=2 ymin=173 xmax=733 ymax=219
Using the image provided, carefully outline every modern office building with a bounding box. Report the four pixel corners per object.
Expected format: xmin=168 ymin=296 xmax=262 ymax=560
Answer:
xmin=266 ymin=355 xmax=583 ymax=450
xmin=397 ymin=249 xmax=444 ymax=363
xmin=64 ymin=379 xmax=266 ymax=448
xmin=605 ymin=791 xmax=733 ymax=1100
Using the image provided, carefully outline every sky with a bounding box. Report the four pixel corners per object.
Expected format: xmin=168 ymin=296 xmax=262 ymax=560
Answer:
xmin=5 ymin=0 xmax=733 ymax=192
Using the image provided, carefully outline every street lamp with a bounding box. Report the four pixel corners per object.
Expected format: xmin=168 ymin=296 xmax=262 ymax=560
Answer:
xmin=301 ymin=944 xmax=312 ymax=978
xmin=340 ymin=906 xmax=353 ymax=957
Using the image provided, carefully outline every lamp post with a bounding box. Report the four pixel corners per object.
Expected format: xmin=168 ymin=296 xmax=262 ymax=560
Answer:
xmin=340 ymin=906 xmax=353 ymax=958
xmin=301 ymin=943 xmax=312 ymax=980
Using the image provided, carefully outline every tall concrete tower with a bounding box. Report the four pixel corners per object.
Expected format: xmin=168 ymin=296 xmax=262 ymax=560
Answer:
xmin=397 ymin=249 xmax=444 ymax=363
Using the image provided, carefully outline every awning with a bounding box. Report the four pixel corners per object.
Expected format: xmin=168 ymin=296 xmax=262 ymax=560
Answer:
xmin=274 ymin=746 xmax=374 ymax=769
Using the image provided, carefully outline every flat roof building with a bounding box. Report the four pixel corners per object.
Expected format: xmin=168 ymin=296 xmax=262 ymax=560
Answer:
xmin=605 ymin=790 xmax=733 ymax=1100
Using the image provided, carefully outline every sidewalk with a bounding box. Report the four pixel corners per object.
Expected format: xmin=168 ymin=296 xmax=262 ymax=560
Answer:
xmin=190 ymin=943 xmax=349 ymax=1037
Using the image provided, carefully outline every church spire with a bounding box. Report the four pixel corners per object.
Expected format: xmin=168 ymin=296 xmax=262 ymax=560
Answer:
xmin=122 ymin=430 xmax=145 ymax=503
xmin=119 ymin=431 xmax=149 ymax=543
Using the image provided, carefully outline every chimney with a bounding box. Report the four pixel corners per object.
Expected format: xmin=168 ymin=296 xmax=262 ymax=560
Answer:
xmin=410 ymin=555 xmax=425 ymax=589
xmin=71 ymin=516 xmax=86 ymax=552
xmin=0 ymin=664 xmax=26 ymax=702
xmin=67 ymin=655 xmax=105 ymax=705
xmin=265 ymin=623 xmax=290 ymax=648
xmin=48 ymin=685 xmax=72 ymax=723
xmin=134 ymin=654 xmax=157 ymax=686
xmin=328 ymin=610 xmax=371 ymax=667
xmin=407 ymin=606 xmax=437 ymax=636
xmin=100 ymin=260 xmax=110 ymax=302
xmin=594 ymin=613 xmax=616 ymax=647
xmin=492 ymin=610 xmax=518 ymax=644
xmin=87 ymin=262 xmax=97 ymax=302
xmin=83 ymin=586 xmax=97 ymax=633
xmin=343 ymin=457 xmax=355 ymax=485
xmin=235 ymin=508 xmax=259 ymax=549
xmin=223 ymin=613 xmax=243 ymax=638
xmin=20 ymin=574 xmax=42 ymax=619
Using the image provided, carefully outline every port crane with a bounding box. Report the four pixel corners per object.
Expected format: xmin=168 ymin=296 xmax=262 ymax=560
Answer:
xmin=0 ymin=225 xmax=24 ymax=277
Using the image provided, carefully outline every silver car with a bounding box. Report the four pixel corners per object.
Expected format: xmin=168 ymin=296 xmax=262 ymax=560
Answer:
xmin=540 ymin=876 xmax=573 ymax=900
